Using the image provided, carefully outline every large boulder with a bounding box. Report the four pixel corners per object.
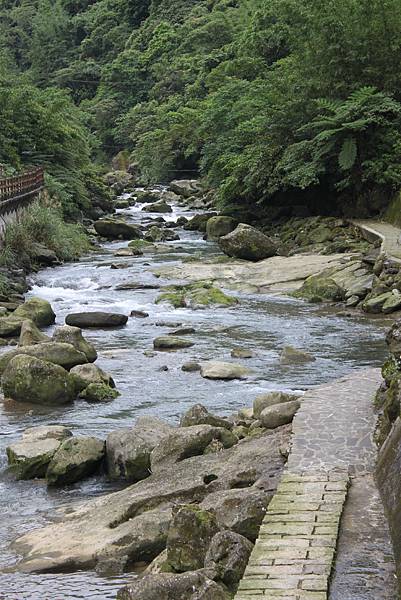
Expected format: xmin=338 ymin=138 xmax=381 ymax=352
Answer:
xmin=142 ymin=202 xmax=172 ymax=214
xmin=2 ymin=355 xmax=76 ymax=405
xmin=184 ymin=213 xmax=217 ymax=232
xmin=294 ymin=273 xmax=344 ymax=303
xmin=65 ymin=312 xmax=128 ymax=328
xmin=52 ymin=325 xmax=97 ymax=362
xmin=7 ymin=426 xmax=72 ymax=480
xmin=117 ymin=571 xmax=230 ymax=600
xmin=145 ymin=226 xmax=179 ymax=242
xmin=79 ymin=383 xmax=119 ymax=403
xmin=0 ymin=317 xmax=24 ymax=338
xmin=169 ymin=180 xmax=203 ymax=198
xmin=200 ymin=361 xmax=251 ymax=380
xmin=46 ymin=436 xmax=105 ymax=486
xmin=150 ymin=425 xmax=237 ymax=471
xmin=153 ymin=336 xmax=194 ymax=350
xmin=253 ymin=391 xmax=300 ymax=419
xmin=219 ymin=224 xmax=277 ymax=261
xmin=156 ymin=282 xmax=237 ymax=310
xmin=107 ymin=417 xmax=174 ymax=482
xmin=0 ymin=342 xmax=88 ymax=375
xmin=12 ymin=297 xmax=56 ymax=327
xmin=206 ymin=216 xmax=237 ymax=241
xmin=167 ymin=505 xmax=219 ymax=572
xmin=260 ymin=400 xmax=301 ymax=429
xmin=19 ymin=319 xmax=50 ymax=346
xmin=94 ymin=219 xmax=143 ymax=240
xmin=70 ymin=363 xmax=115 ymax=392
xmin=200 ymin=488 xmax=271 ymax=542
xmin=180 ymin=404 xmax=232 ymax=430
xmin=204 ymin=531 xmax=253 ymax=589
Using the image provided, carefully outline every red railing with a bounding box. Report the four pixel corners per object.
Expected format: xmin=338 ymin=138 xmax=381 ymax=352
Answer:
xmin=0 ymin=167 xmax=44 ymax=203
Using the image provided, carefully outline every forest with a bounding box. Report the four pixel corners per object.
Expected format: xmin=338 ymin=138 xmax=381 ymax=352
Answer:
xmin=1 ymin=0 xmax=401 ymax=218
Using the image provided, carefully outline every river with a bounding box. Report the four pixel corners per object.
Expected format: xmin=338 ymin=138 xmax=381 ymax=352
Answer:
xmin=0 ymin=190 xmax=389 ymax=599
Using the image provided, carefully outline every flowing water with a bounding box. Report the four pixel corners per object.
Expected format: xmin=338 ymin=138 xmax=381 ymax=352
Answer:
xmin=0 ymin=191 xmax=389 ymax=599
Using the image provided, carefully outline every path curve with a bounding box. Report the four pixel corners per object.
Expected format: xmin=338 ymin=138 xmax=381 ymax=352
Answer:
xmin=352 ymin=219 xmax=401 ymax=263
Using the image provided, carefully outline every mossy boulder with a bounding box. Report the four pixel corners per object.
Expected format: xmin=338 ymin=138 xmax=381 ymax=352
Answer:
xmin=153 ymin=336 xmax=194 ymax=350
xmin=280 ymin=346 xmax=316 ymax=364
xmin=362 ymin=291 xmax=394 ymax=314
xmin=19 ymin=319 xmax=50 ymax=346
xmin=206 ymin=216 xmax=237 ymax=241
xmin=166 ymin=504 xmax=219 ymax=572
xmin=219 ymin=223 xmax=277 ymax=261
xmin=1 ymin=354 xmax=76 ymax=405
xmin=184 ymin=212 xmax=217 ymax=232
xmin=0 ymin=342 xmax=88 ymax=375
xmin=204 ymin=530 xmax=253 ymax=590
xmin=46 ymin=436 xmax=105 ymax=486
xmin=70 ymin=363 xmax=115 ymax=392
xmin=52 ymin=325 xmax=97 ymax=362
xmin=0 ymin=317 xmax=24 ymax=338
xmin=12 ymin=297 xmax=56 ymax=327
xmin=94 ymin=219 xmax=143 ymax=240
xmin=156 ymin=281 xmax=237 ymax=310
xmin=142 ymin=201 xmax=172 ymax=214
xmin=79 ymin=382 xmax=120 ymax=402
xmin=293 ymin=274 xmax=344 ymax=303
xmin=117 ymin=571 xmax=230 ymax=600
xmin=128 ymin=239 xmax=155 ymax=252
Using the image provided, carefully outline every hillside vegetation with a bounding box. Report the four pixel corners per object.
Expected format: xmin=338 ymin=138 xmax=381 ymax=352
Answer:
xmin=1 ymin=0 xmax=401 ymax=217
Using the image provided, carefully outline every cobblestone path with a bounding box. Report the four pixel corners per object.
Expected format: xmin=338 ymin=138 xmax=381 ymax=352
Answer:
xmin=235 ymin=369 xmax=398 ymax=600
xmin=352 ymin=219 xmax=401 ymax=263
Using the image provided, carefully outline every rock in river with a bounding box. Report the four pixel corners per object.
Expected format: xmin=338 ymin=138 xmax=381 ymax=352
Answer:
xmin=107 ymin=416 xmax=174 ymax=482
xmin=12 ymin=297 xmax=56 ymax=327
xmin=66 ymin=312 xmax=128 ymax=328
xmin=206 ymin=216 xmax=237 ymax=241
xmin=280 ymin=345 xmax=316 ymax=365
xmin=19 ymin=319 xmax=50 ymax=346
xmin=52 ymin=325 xmax=97 ymax=362
xmin=94 ymin=219 xmax=143 ymax=240
xmin=2 ymin=355 xmax=76 ymax=405
xmin=219 ymin=223 xmax=277 ymax=261
xmin=70 ymin=363 xmax=115 ymax=392
xmin=79 ymin=383 xmax=120 ymax=403
xmin=153 ymin=336 xmax=194 ymax=350
xmin=7 ymin=426 xmax=72 ymax=480
xmin=200 ymin=361 xmax=251 ymax=380
xmin=0 ymin=342 xmax=88 ymax=375
xmin=142 ymin=201 xmax=172 ymax=214
xmin=46 ymin=436 xmax=105 ymax=486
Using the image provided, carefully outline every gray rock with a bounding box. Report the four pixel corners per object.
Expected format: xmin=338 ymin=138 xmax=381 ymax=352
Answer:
xmin=206 ymin=216 xmax=237 ymax=241
xmin=204 ymin=531 xmax=253 ymax=589
xmin=65 ymin=312 xmax=128 ymax=328
xmin=169 ymin=179 xmax=203 ymax=198
xmin=180 ymin=404 xmax=232 ymax=430
xmin=94 ymin=219 xmax=143 ymax=240
xmin=167 ymin=505 xmax=219 ymax=572
xmin=46 ymin=436 xmax=105 ymax=486
xmin=182 ymin=362 xmax=201 ymax=372
xmin=231 ymin=348 xmax=253 ymax=359
xmin=2 ymin=354 xmax=76 ymax=405
xmin=142 ymin=202 xmax=172 ymax=214
xmin=200 ymin=361 xmax=251 ymax=380
xmin=7 ymin=437 xmax=64 ymax=480
xmin=219 ymin=224 xmax=277 ymax=261
xmin=260 ymin=400 xmax=301 ymax=429
xmin=117 ymin=570 xmax=230 ymax=600
xmin=12 ymin=297 xmax=56 ymax=327
xmin=52 ymin=325 xmax=97 ymax=362
xmin=18 ymin=320 xmax=49 ymax=347
xmin=151 ymin=425 xmax=237 ymax=472
xmin=0 ymin=342 xmax=88 ymax=375
xmin=22 ymin=425 xmax=73 ymax=442
xmin=131 ymin=310 xmax=149 ymax=318
xmin=153 ymin=336 xmax=194 ymax=350
xmin=107 ymin=417 xmax=174 ymax=482
xmin=200 ymin=488 xmax=271 ymax=542
xmin=70 ymin=363 xmax=115 ymax=392
xmin=253 ymin=391 xmax=299 ymax=419
xmin=280 ymin=346 xmax=316 ymax=365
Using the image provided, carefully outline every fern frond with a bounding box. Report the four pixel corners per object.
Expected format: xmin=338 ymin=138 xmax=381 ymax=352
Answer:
xmin=339 ymin=136 xmax=357 ymax=171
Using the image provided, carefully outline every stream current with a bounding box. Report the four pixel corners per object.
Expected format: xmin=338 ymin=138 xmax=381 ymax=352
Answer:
xmin=0 ymin=191 xmax=388 ymax=599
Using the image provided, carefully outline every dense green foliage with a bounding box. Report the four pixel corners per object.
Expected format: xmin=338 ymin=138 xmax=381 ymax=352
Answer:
xmin=2 ymin=0 xmax=401 ymax=215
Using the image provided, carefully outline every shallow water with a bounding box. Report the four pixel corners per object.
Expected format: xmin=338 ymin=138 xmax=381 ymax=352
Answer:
xmin=0 ymin=191 xmax=388 ymax=599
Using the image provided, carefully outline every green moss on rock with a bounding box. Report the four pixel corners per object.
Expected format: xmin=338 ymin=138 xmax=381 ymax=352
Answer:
xmin=156 ymin=281 xmax=237 ymax=309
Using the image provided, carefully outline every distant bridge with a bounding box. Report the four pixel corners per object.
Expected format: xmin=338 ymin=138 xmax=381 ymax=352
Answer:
xmin=0 ymin=168 xmax=44 ymax=237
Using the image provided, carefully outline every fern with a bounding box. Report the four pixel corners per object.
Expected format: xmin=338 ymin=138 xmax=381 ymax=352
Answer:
xmin=339 ymin=137 xmax=357 ymax=170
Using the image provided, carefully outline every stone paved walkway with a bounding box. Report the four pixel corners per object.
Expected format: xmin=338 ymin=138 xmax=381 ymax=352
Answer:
xmin=235 ymin=369 xmax=398 ymax=600
xmin=352 ymin=220 xmax=401 ymax=263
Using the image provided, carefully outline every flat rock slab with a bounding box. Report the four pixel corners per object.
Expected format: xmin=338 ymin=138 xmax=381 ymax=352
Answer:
xmin=200 ymin=361 xmax=252 ymax=380
xmin=153 ymin=253 xmax=355 ymax=294
xmin=66 ymin=312 xmax=128 ymax=328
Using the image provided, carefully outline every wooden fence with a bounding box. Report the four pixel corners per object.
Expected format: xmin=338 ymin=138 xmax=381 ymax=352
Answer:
xmin=0 ymin=167 xmax=44 ymax=214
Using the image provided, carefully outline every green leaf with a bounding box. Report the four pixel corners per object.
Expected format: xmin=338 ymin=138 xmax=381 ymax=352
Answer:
xmin=339 ymin=137 xmax=357 ymax=171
